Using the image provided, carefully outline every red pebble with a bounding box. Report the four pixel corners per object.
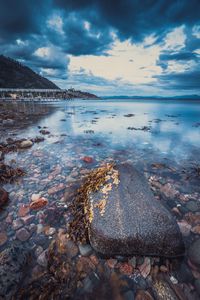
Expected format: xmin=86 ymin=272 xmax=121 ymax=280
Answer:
xmin=82 ymin=156 xmax=93 ymax=163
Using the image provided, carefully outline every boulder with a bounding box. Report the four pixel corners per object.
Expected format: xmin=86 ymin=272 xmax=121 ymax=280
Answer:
xmin=88 ymin=164 xmax=184 ymax=257
xmin=0 ymin=187 xmax=9 ymax=208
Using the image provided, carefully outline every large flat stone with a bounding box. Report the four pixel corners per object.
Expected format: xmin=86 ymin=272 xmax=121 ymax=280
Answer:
xmin=88 ymin=164 xmax=184 ymax=257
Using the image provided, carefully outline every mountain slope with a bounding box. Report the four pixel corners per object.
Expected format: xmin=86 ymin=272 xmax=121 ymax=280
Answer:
xmin=0 ymin=55 xmax=59 ymax=89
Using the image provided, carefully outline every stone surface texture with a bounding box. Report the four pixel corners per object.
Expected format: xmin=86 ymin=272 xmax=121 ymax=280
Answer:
xmin=88 ymin=164 xmax=184 ymax=257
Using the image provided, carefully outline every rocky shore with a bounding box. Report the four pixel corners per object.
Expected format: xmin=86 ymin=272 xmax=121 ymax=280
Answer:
xmin=0 ymin=100 xmax=200 ymax=299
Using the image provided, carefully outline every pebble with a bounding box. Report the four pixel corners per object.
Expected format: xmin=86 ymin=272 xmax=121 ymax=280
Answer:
xmin=45 ymin=227 xmax=56 ymax=236
xmin=48 ymin=183 xmax=65 ymax=195
xmin=160 ymin=265 xmax=168 ymax=272
xmin=37 ymin=250 xmax=48 ymax=267
xmin=106 ymin=258 xmax=117 ymax=268
xmin=177 ymin=220 xmax=191 ymax=236
xmin=65 ymin=240 xmax=79 ymax=258
xmin=35 ymin=246 xmax=44 ymax=257
xmin=119 ymin=263 xmax=133 ymax=275
xmin=18 ymin=204 xmax=30 ymax=217
xmin=21 ymin=215 xmax=35 ymax=225
xmin=31 ymin=194 xmax=41 ymax=201
xmin=0 ymin=231 xmax=7 ymax=246
xmin=12 ymin=219 xmax=23 ymax=230
xmin=186 ymin=201 xmax=200 ymax=212
xmin=76 ymin=257 xmax=95 ymax=273
xmin=0 ymin=210 xmax=8 ymax=221
xmin=191 ymin=225 xmax=200 ymax=234
xmin=30 ymin=197 xmax=48 ymax=210
xmin=138 ymin=257 xmax=151 ymax=278
xmin=82 ymin=156 xmax=93 ymax=163
xmin=160 ymin=183 xmax=179 ymax=198
xmin=169 ymin=275 xmax=178 ymax=284
xmin=0 ymin=188 xmax=9 ymax=208
xmin=78 ymin=243 xmax=93 ymax=256
xmin=188 ymin=238 xmax=200 ymax=265
xmin=16 ymin=228 xmax=30 ymax=241
xmin=20 ymin=140 xmax=33 ymax=148
xmin=37 ymin=224 xmax=44 ymax=234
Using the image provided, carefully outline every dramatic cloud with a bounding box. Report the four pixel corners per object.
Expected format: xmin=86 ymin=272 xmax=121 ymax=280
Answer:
xmin=0 ymin=0 xmax=200 ymax=95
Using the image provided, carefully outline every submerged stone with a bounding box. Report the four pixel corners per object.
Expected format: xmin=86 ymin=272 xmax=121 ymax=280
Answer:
xmin=88 ymin=164 xmax=184 ymax=257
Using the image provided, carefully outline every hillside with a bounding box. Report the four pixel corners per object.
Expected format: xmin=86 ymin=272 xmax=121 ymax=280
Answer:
xmin=0 ymin=55 xmax=59 ymax=89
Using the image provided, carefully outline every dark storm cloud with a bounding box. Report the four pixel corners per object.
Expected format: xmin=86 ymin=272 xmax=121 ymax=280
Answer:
xmin=0 ymin=0 xmax=200 ymax=93
xmin=155 ymin=69 xmax=200 ymax=90
xmin=0 ymin=0 xmax=50 ymax=42
xmin=159 ymin=52 xmax=198 ymax=61
xmin=54 ymin=0 xmax=200 ymax=43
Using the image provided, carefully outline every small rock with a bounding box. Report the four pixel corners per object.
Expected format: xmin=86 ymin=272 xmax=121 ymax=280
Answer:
xmin=0 ymin=209 xmax=8 ymax=221
xmin=170 ymin=275 xmax=178 ymax=284
xmin=90 ymin=255 xmax=99 ymax=266
xmin=138 ymin=257 xmax=151 ymax=278
xmin=129 ymin=257 xmax=136 ymax=268
xmin=82 ymin=156 xmax=93 ymax=163
xmin=106 ymin=258 xmax=117 ymax=268
xmin=18 ymin=204 xmax=30 ymax=217
xmin=31 ymin=194 xmax=41 ymax=201
xmin=37 ymin=250 xmax=48 ymax=267
xmin=65 ymin=240 xmax=79 ymax=258
xmin=160 ymin=183 xmax=179 ymax=198
xmin=160 ymin=265 xmax=168 ymax=272
xmin=78 ymin=243 xmax=93 ymax=256
xmin=20 ymin=140 xmax=33 ymax=148
xmin=16 ymin=228 xmax=30 ymax=241
xmin=0 ymin=231 xmax=7 ymax=246
xmin=37 ymin=224 xmax=44 ymax=234
xmin=12 ymin=219 xmax=23 ymax=230
xmin=186 ymin=201 xmax=200 ymax=212
xmin=77 ymin=256 xmax=95 ymax=273
xmin=30 ymin=197 xmax=48 ymax=210
xmin=188 ymin=238 xmax=200 ymax=266
xmin=28 ymin=223 xmax=37 ymax=234
xmin=39 ymin=129 xmax=50 ymax=135
xmin=21 ymin=215 xmax=35 ymax=225
xmin=44 ymin=227 xmax=56 ymax=236
xmin=191 ymin=225 xmax=200 ymax=235
xmin=35 ymin=246 xmax=43 ymax=257
xmin=48 ymin=183 xmax=65 ymax=195
xmin=119 ymin=263 xmax=133 ymax=275
xmin=0 ymin=188 xmax=9 ymax=208
xmin=177 ymin=220 xmax=191 ymax=236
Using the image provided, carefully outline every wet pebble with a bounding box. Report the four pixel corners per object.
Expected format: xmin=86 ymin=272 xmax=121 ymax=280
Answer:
xmin=78 ymin=243 xmax=93 ymax=256
xmin=178 ymin=220 xmax=191 ymax=236
xmin=188 ymin=238 xmax=200 ymax=266
xmin=37 ymin=250 xmax=48 ymax=267
xmin=138 ymin=258 xmax=151 ymax=278
xmin=0 ymin=231 xmax=7 ymax=246
xmin=186 ymin=201 xmax=200 ymax=212
xmin=12 ymin=219 xmax=23 ymax=230
xmin=20 ymin=140 xmax=33 ymax=148
xmin=16 ymin=228 xmax=30 ymax=241
xmin=18 ymin=204 xmax=30 ymax=217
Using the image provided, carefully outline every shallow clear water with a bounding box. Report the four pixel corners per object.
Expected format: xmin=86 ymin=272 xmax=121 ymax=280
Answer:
xmin=1 ymin=99 xmax=200 ymax=299
xmin=15 ymin=99 xmax=200 ymax=163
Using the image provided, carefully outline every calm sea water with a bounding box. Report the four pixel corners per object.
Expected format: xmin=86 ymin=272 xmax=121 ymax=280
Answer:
xmin=16 ymin=98 xmax=200 ymax=166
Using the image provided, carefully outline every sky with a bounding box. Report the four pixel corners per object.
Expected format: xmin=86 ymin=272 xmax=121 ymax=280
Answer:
xmin=0 ymin=0 xmax=200 ymax=96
